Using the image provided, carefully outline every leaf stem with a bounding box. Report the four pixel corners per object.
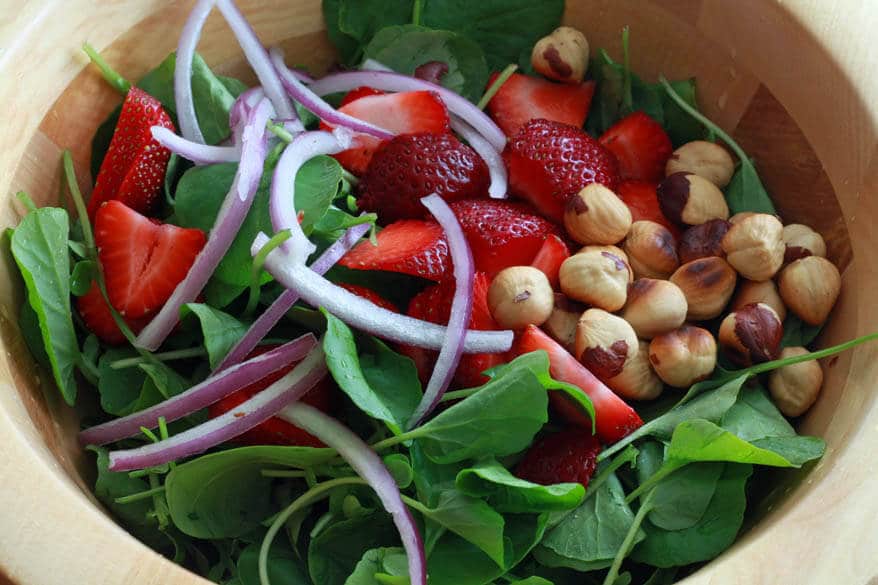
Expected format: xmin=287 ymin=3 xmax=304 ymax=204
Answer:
xmin=16 ymin=192 xmax=37 ymax=213
xmin=625 ymin=461 xmax=684 ymax=503
xmin=369 ymin=429 xmax=424 ymax=452
xmin=440 ymin=387 xmax=479 ymax=403
xmin=82 ymin=43 xmax=131 ymax=95
xmin=110 ymin=347 xmax=208 ymax=369
xmin=621 ymin=26 xmax=633 ymax=112
xmin=411 ymin=0 xmax=423 ymax=26
xmin=602 ymin=489 xmax=656 ymax=585
xmin=76 ymin=359 xmax=100 ymax=385
xmin=260 ymin=469 xmax=308 ymax=478
xmin=114 ymin=485 xmax=166 ymax=505
xmin=62 ymin=151 xmax=95 ymax=256
xmin=267 ymin=121 xmax=295 ymax=144
xmin=477 ymin=64 xmax=518 ymax=110
xmin=244 ymin=230 xmax=291 ymax=318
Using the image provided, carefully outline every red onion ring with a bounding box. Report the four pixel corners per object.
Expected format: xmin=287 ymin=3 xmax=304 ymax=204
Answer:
xmin=450 ymin=115 xmax=508 ymax=199
xmin=151 ymin=126 xmax=240 ymax=165
xmin=174 ymin=0 xmax=216 ymax=143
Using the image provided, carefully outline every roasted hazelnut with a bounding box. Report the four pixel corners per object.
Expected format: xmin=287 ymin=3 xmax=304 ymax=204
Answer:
xmin=777 ymin=256 xmax=841 ymax=325
xmin=575 ymin=308 xmax=639 ymax=381
xmin=564 ymin=184 xmax=632 ymax=245
xmin=731 ymin=279 xmax=786 ymax=322
xmin=782 ymin=223 xmax=827 ymax=263
xmin=621 ymin=279 xmax=688 ymax=339
xmin=657 ymin=172 xmax=729 ymax=227
xmin=559 ymin=245 xmax=632 ymax=311
xmin=678 ymin=219 xmax=731 ymax=264
xmin=649 ymin=325 xmax=717 ymax=388
xmin=622 ymin=220 xmax=679 ymax=280
xmin=669 ymin=257 xmax=737 ymax=321
xmin=768 ymin=346 xmax=824 ymax=417
xmin=542 ymin=294 xmax=585 ymax=352
xmin=718 ymin=303 xmax=783 ymax=367
xmin=488 ymin=266 xmax=554 ymax=329
xmin=610 ymin=341 xmax=664 ymax=401
xmin=531 ymin=26 xmax=589 ymax=84
xmin=728 ymin=211 xmax=758 ymax=225
xmin=721 ymin=213 xmax=785 ymax=281
xmin=665 ymin=141 xmax=736 ymax=187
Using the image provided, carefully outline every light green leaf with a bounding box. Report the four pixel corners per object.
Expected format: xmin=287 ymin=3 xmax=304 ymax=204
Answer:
xmin=456 ymin=458 xmax=584 ymax=513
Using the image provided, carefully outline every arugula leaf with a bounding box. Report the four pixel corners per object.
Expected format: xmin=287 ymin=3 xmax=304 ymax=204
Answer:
xmin=456 ymin=458 xmax=584 ymax=513
xmin=11 ymin=207 xmax=79 ymax=404
xmin=237 ymin=541 xmax=309 ymax=585
xmin=308 ymin=512 xmax=398 ymax=585
xmin=364 ymin=25 xmax=489 ymax=102
xmin=181 ymin=303 xmax=247 ymax=369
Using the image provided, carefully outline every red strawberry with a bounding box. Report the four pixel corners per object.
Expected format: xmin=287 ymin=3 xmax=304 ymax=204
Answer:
xmin=340 ymin=86 xmax=384 ymax=107
xmin=504 ymin=119 xmax=620 ymax=222
xmin=486 ymin=73 xmax=595 ymax=137
xmin=599 ymin=112 xmax=673 ymax=183
xmin=87 ymin=86 xmax=174 ymax=220
xmin=339 ymin=220 xmax=450 ymax=281
xmin=338 ymin=284 xmax=397 ymax=312
xmin=616 ymin=181 xmax=681 ymax=238
xmin=321 ymin=91 xmax=450 ymax=175
xmin=450 ymin=199 xmax=562 ymax=277
xmin=208 ymin=346 xmax=333 ymax=447
xmin=512 ymin=325 xmax=643 ymax=444
xmin=75 ymin=282 xmax=151 ymax=345
xmin=530 ymin=234 xmax=570 ymax=289
xmin=95 ymin=200 xmax=206 ymax=319
xmin=515 ymin=428 xmax=601 ymax=488
xmin=358 ymin=133 xmax=490 ymax=223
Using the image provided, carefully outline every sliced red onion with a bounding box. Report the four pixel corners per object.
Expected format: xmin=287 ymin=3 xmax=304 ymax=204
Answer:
xmin=79 ymin=334 xmax=316 ymax=446
xmin=109 ymin=345 xmax=327 ymax=472
xmin=270 ymin=47 xmax=394 ymax=140
xmin=175 ymin=0 xmax=216 ymax=143
xmin=254 ymin=233 xmax=513 ymax=353
xmin=308 ymin=70 xmax=506 ymax=151
xmin=360 ymin=58 xmax=393 ymax=72
xmin=215 ymin=222 xmax=371 ymax=372
xmin=450 ymin=115 xmax=508 ymax=199
xmin=229 ymin=87 xmax=267 ymax=144
xmin=215 ymin=0 xmax=295 ymax=121
xmin=135 ymin=98 xmax=273 ymax=351
xmin=151 ymin=126 xmax=240 ymax=165
xmin=407 ymin=195 xmax=474 ymax=428
xmin=279 ymin=403 xmax=427 ymax=585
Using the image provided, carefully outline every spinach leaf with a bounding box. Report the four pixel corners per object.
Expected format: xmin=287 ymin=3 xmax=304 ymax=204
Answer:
xmin=345 ymin=548 xmax=408 ymax=585
xmin=323 ymin=311 xmax=422 ymax=433
xmin=19 ymin=302 xmax=50 ymax=370
xmin=507 ymin=578 xmax=555 ymax=585
xmin=97 ymin=348 xmax=149 ymax=415
xmin=11 ymin=207 xmax=79 ymax=404
xmin=648 ymin=462 xmax=724 ymax=531
xmin=781 ymin=315 xmax=823 ymax=347
xmin=323 ymin=0 xmax=363 ymax=66
xmin=203 ymin=278 xmax=247 ymax=309
xmin=661 ymin=79 xmax=705 ymax=147
xmin=664 ymin=419 xmax=796 ymax=468
xmin=308 ymin=512 xmax=398 ymax=585
xmin=410 ymin=442 xmax=462 ymax=507
xmin=456 ymin=458 xmax=584 ymax=513
xmin=334 ymin=0 xmax=413 ymax=65
xmin=414 ymin=490 xmax=507 ymax=566
xmin=364 ymin=25 xmax=489 ymax=102
xmin=138 ymin=361 xmax=189 ymax=400
xmin=70 ymin=260 xmax=97 ymax=296
xmin=237 ymin=542 xmax=309 ymax=585
xmin=181 ymin=303 xmax=247 ymax=369
xmin=720 ymin=384 xmax=795 ymax=441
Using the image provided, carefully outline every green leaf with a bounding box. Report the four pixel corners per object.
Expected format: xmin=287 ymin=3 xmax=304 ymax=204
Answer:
xmin=181 ymin=303 xmax=247 ymax=369
xmin=666 ymin=419 xmax=796 ymax=468
xmin=507 ymin=578 xmax=555 ymax=585
xmin=237 ymin=542 xmax=309 ymax=585
xmin=364 ymin=24 xmax=489 ymax=102
xmin=97 ymin=348 xmax=149 ymax=416
xmin=345 ymin=548 xmax=408 ymax=585
xmin=781 ymin=315 xmax=823 ymax=348
xmin=335 ymin=0 xmax=413 ymax=65
xmin=19 ymin=302 xmax=50 ymax=370
xmin=203 ymin=278 xmax=247 ymax=309
xmin=410 ymin=442 xmax=461 ymax=508
xmin=414 ymin=490 xmax=507 ymax=566
xmin=323 ymin=311 xmax=422 ymax=433
xmin=720 ymin=384 xmax=795 ymax=441
xmin=10 ymin=207 xmax=79 ymax=404
xmin=456 ymin=458 xmax=584 ymax=513
xmin=138 ymin=361 xmax=189 ymax=400
xmin=648 ymin=462 xmax=724 ymax=531
xmin=308 ymin=512 xmax=399 ymax=585
xmin=323 ymin=0 xmax=364 ymax=66
xmin=661 ymin=79 xmax=705 ymax=147
xmin=70 ymin=260 xmax=97 ymax=296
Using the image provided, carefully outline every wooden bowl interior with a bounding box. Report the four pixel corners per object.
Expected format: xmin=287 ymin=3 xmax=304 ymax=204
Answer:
xmin=1 ymin=1 xmax=875 ymax=584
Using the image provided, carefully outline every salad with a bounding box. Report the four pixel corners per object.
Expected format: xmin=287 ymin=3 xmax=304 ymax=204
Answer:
xmin=9 ymin=1 xmax=875 ymax=584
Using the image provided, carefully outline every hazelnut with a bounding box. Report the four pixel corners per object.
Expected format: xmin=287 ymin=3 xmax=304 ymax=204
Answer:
xmin=564 ymin=184 xmax=632 ymax=245
xmin=782 ymin=223 xmax=827 ymax=263
xmin=610 ymin=341 xmax=664 ymax=401
xmin=649 ymin=325 xmax=717 ymax=388
xmin=731 ymin=279 xmax=787 ymax=322
xmin=721 ymin=213 xmax=785 ymax=281
xmin=542 ymin=294 xmax=585 ymax=352
xmin=669 ymin=257 xmax=737 ymax=321
xmin=718 ymin=303 xmax=783 ymax=367
xmin=575 ymin=308 xmax=639 ymax=381
xmin=678 ymin=219 xmax=731 ymax=264
xmin=768 ymin=346 xmax=824 ymax=417
xmin=531 ymin=26 xmax=590 ymax=84
xmin=622 ymin=220 xmax=680 ymax=280
xmin=488 ymin=266 xmax=554 ymax=329
xmin=665 ymin=141 xmax=736 ymax=187
xmin=729 ymin=211 xmax=758 ymax=225
xmin=657 ymin=172 xmax=729 ymax=227
xmin=559 ymin=245 xmax=632 ymax=311
xmin=621 ymin=279 xmax=688 ymax=339
xmin=777 ymin=256 xmax=841 ymax=325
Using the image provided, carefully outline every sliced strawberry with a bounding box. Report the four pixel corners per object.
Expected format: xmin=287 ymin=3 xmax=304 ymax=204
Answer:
xmin=321 ymin=91 xmax=450 ymax=175
xmin=358 ymin=133 xmax=490 ymax=223
xmin=339 ymin=220 xmax=450 ymax=281
xmin=338 ymin=283 xmax=397 ymax=312
xmin=615 ymin=180 xmax=681 ymax=238
xmin=599 ymin=112 xmax=673 ymax=183
xmin=504 ymin=119 xmax=620 ymax=222
xmin=515 ymin=428 xmax=601 ymax=488
xmin=208 ymin=346 xmax=333 ymax=447
xmin=450 ymin=199 xmax=562 ymax=277
xmin=512 ymin=325 xmax=643 ymax=444
xmin=87 ymin=86 xmax=174 ymax=220
xmin=531 ymin=234 xmax=570 ymax=289
xmin=486 ymin=72 xmax=595 ymax=137
xmin=95 ymin=200 xmax=206 ymax=319
xmin=339 ymin=86 xmax=384 ymax=107
xmin=75 ymin=282 xmax=151 ymax=345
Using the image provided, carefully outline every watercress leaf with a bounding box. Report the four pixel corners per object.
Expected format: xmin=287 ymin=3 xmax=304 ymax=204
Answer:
xmin=648 ymin=462 xmax=724 ymax=531
xmin=415 ymin=490 xmax=507 ymax=566
xmin=335 ymin=0 xmax=413 ymax=65
xmin=10 ymin=207 xmax=79 ymax=404
xmin=181 ymin=303 xmax=247 ymax=369
xmin=345 ymin=548 xmax=407 ymax=585
xmin=308 ymin=511 xmax=398 ymax=585
xmin=70 ymin=260 xmax=97 ymax=296
xmin=781 ymin=315 xmax=823 ymax=347
xmin=237 ymin=541 xmax=309 ymax=585
xmin=363 ymin=25 xmax=489 ymax=102
xmin=456 ymin=458 xmax=584 ymax=513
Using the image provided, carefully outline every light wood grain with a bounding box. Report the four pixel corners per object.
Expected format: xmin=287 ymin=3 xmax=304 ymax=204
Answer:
xmin=0 ymin=1 xmax=876 ymax=584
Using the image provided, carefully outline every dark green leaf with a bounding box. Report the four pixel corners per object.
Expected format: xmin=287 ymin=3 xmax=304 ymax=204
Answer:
xmin=202 ymin=279 xmax=247 ymax=309
xmin=308 ymin=512 xmax=398 ymax=585
xmin=781 ymin=315 xmax=823 ymax=348
xmin=97 ymin=349 xmax=149 ymax=416
xmin=70 ymin=260 xmax=97 ymax=296
xmin=345 ymin=548 xmax=408 ymax=585
xmin=661 ymin=79 xmax=705 ymax=146
xmin=415 ymin=490 xmax=507 ymax=566
xmin=648 ymin=462 xmax=724 ymax=531
xmin=335 ymin=0 xmax=413 ymax=65
xmin=138 ymin=361 xmax=189 ymax=400
xmin=323 ymin=0 xmax=363 ymax=65
xmin=456 ymin=458 xmax=584 ymax=513
xmin=725 ymin=163 xmax=776 ymax=215
xmin=19 ymin=302 xmax=50 ymax=370
xmin=720 ymin=385 xmax=795 ymax=441
xmin=237 ymin=542 xmax=309 ymax=585
xmin=410 ymin=442 xmax=461 ymax=507
xmin=181 ymin=303 xmax=247 ymax=369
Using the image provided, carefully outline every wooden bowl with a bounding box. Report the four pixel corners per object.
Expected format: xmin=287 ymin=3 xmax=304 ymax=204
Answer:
xmin=0 ymin=1 xmax=876 ymax=583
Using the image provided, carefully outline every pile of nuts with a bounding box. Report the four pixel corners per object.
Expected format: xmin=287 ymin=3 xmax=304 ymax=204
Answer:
xmin=487 ymin=139 xmax=841 ymax=418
